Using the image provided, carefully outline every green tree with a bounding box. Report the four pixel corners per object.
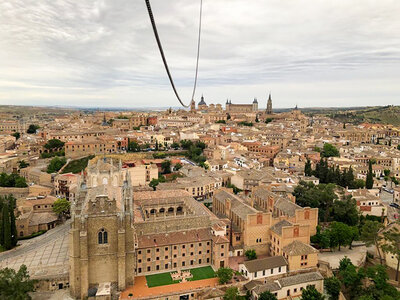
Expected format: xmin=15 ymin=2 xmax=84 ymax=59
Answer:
xmin=9 ymin=196 xmax=17 ymax=247
xmin=224 ymin=286 xmax=239 ymax=300
xmin=324 ymin=276 xmax=341 ymax=300
xmin=44 ymin=139 xmax=64 ymax=150
xmin=12 ymin=132 xmax=20 ymax=140
xmin=1 ymin=203 xmax=11 ymax=250
xmin=26 ymin=124 xmax=39 ymax=134
xmin=360 ymin=220 xmax=383 ymax=264
xmin=216 ymin=267 xmax=233 ymax=284
xmin=174 ymin=163 xmax=182 ymax=171
xmin=304 ymin=159 xmax=312 ymax=176
xmin=381 ymin=226 xmax=400 ymax=282
xmin=0 ymin=265 xmax=36 ymax=299
xmin=227 ymin=113 xmax=231 ymax=120
xmin=53 ymin=198 xmax=70 ymax=220
xmin=329 ymin=222 xmax=352 ymax=251
xmin=127 ymin=140 xmax=140 ymax=152
xmin=18 ymin=160 xmax=29 ymax=169
xmin=245 ymin=249 xmax=257 ymax=260
xmin=348 ymin=226 xmax=359 ymax=250
xmin=366 ymin=160 xmax=374 ymax=189
xmin=301 ymin=285 xmax=325 ymax=300
xmin=397 ymin=145 xmax=400 ymax=151
xmin=149 ymin=179 xmax=159 ymax=191
xmin=46 ymin=157 xmax=66 ymax=174
xmin=265 ymin=118 xmax=273 ymax=124
xmin=171 ymin=142 xmax=180 ymax=149
xmin=321 ymin=143 xmax=340 ymax=158
xmin=15 ymin=177 xmax=28 ymax=188
xmin=332 ymin=196 xmax=359 ymax=226
xmin=338 ymin=257 xmax=365 ymax=299
xmin=259 ymin=291 xmax=277 ymax=300
xmin=161 ymin=160 xmax=171 ymax=174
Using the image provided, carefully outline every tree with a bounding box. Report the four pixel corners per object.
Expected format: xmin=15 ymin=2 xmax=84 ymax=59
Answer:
xmin=227 ymin=113 xmax=231 ymax=120
xmin=26 ymin=124 xmax=39 ymax=134
xmin=149 ymin=179 xmax=159 ymax=191
xmin=360 ymin=220 xmax=383 ymax=264
xmin=398 ymin=145 xmax=400 ymax=151
xmin=366 ymin=160 xmax=374 ymax=189
xmin=127 ymin=140 xmax=140 ymax=152
xmin=46 ymin=157 xmax=67 ymax=174
xmin=1 ymin=203 xmax=12 ymax=250
xmin=255 ymin=116 xmax=259 ymax=123
xmin=171 ymin=142 xmax=180 ymax=149
xmin=53 ymin=198 xmax=70 ymax=220
xmin=224 ymin=287 xmax=239 ymax=300
xmin=161 ymin=160 xmax=171 ymax=174
xmin=304 ymin=159 xmax=312 ymax=176
xmin=44 ymin=139 xmax=64 ymax=150
xmin=8 ymin=196 xmax=17 ymax=247
xmin=12 ymin=132 xmax=20 ymax=140
xmin=245 ymin=249 xmax=257 ymax=260
xmin=301 ymin=285 xmax=325 ymax=300
xmin=174 ymin=163 xmax=183 ymax=171
xmin=265 ymin=118 xmax=273 ymax=124
xmin=216 ymin=267 xmax=233 ymax=284
xmin=324 ymin=276 xmax=341 ymax=300
xmin=321 ymin=143 xmax=340 ymax=158
xmin=18 ymin=160 xmax=29 ymax=169
xmin=0 ymin=264 xmax=36 ymax=299
xmin=337 ymin=257 xmax=365 ymax=299
xmin=381 ymin=226 xmax=400 ymax=282
xmin=332 ymin=196 xmax=359 ymax=226
xmin=259 ymin=291 xmax=277 ymax=300
xmin=348 ymin=226 xmax=359 ymax=250
xmin=329 ymin=222 xmax=352 ymax=251
xmin=15 ymin=177 xmax=28 ymax=188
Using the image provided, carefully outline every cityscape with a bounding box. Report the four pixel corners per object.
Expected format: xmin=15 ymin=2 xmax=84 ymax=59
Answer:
xmin=1 ymin=1 xmax=400 ymax=300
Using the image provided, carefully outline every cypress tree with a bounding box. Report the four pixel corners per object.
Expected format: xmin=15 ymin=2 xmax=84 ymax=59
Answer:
xmin=366 ymin=160 xmax=374 ymax=189
xmin=9 ymin=196 xmax=17 ymax=247
xmin=304 ymin=159 xmax=312 ymax=176
xmin=2 ymin=203 xmax=12 ymax=250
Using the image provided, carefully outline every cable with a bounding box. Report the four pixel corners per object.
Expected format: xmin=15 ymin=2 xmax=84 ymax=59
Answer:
xmin=145 ymin=0 xmax=203 ymax=108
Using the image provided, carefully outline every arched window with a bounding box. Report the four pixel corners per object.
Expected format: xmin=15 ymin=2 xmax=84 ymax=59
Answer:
xmin=98 ymin=228 xmax=108 ymax=244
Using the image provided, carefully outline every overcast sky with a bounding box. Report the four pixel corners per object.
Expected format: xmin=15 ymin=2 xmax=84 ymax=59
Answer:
xmin=0 ymin=0 xmax=399 ymax=109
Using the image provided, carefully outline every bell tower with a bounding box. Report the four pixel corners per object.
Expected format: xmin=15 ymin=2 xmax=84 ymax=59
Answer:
xmin=266 ymin=93 xmax=272 ymax=114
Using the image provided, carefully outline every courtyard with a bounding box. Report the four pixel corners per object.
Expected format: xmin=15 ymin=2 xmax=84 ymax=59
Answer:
xmin=146 ymin=266 xmax=215 ymax=287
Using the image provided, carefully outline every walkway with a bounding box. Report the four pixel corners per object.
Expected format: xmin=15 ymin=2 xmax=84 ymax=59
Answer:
xmin=0 ymin=221 xmax=70 ymax=279
xmin=120 ymin=276 xmax=219 ymax=299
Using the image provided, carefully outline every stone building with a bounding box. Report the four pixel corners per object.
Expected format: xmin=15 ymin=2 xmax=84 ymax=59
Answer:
xmin=69 ymin=158 xmax=229 ymax=299
xmin=225 ymin=98 xmax=258 ymax=113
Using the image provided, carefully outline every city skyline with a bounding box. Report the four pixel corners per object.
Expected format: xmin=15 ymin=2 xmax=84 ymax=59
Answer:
xmin=1 ymin=0 xmax=400 ymax=108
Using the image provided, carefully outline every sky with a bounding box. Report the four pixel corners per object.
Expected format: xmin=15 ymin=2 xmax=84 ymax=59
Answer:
xmin=0 ymin=0 xmax=400 ymax=109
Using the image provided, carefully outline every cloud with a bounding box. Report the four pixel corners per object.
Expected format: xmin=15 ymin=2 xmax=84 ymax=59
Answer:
xmin=0 ymin=0 xmax=399 ymax=108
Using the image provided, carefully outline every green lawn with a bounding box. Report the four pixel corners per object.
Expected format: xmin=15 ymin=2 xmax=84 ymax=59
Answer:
xmin=188 ymin=266 xmax=215 ymax=281
xmin=145 ymin=266 xmax=215 ymax=288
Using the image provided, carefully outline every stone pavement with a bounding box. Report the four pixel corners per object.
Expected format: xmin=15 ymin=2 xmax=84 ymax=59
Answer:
xmin=318 ymin=245 xmax=367 ymax=269
xmin=0 ymin=221 xmax=70 ymax=279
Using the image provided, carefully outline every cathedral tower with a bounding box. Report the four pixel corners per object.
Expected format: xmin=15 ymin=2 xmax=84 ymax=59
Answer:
xmin=266 ymin=93 xmax=272 ymax=114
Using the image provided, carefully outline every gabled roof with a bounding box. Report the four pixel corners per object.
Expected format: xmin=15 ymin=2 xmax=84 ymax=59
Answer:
xmin=242 ymin=256 xmax=287 ymax=273
xmin=270 ymin=219 xmax=293 ymax=235
xmin=282 ymin=240 xmax=319 ymax=256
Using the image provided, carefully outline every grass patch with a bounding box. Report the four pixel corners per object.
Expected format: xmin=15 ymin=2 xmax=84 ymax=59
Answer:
xmin=18 ymin=230 xmax=47 ymax=240
xmin=145 ymin=266 xmax=215 ymax=288
xmin=62 ymin=155 xmax=94 ymax=174
xmin=187 ymin=266 xmax=215 ymax=281
xmin=146 ymin=272 xmax=180 ymax=288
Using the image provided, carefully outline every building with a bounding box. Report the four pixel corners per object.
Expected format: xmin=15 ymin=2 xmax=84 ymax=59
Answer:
xmin=225 ymin=98 xmax=258 ymax=113
xmin=239 ymin=256 xmax=288 ymax=280
xmin=266 ymin=93 xmax=273 ymax=115
xmin=69 ymin=158 xmax=229 ymax=299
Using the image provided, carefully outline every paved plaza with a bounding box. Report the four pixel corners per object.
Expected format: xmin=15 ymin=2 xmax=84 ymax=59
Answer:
xmin=0 ymin=222 xmax=70 ymax=279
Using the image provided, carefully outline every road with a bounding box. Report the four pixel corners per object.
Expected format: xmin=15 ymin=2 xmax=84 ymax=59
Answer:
xmin=0 ymin=221 xmax=70 ymax=262
xmin=380 ymin=190 xmax=398 ymax=223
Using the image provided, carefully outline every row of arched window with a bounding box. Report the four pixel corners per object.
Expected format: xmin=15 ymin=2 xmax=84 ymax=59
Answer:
xmin=98 ymin=228 xmax=108 ymax=244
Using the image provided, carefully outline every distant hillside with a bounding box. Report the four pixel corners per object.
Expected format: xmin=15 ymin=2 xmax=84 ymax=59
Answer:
xmin=307 ymin=105 xmax=400 ymax=126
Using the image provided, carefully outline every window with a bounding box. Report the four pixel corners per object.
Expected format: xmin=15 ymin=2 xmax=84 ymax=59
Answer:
xmin=165 ymin=256 xmax=168 ymax=259
xmin=147 ymin=249 xmax=150 ymax=253
xmin=138 ymin=268 xmax=142 ymax=273
xmin=156 ymin=265 xmax=160 ymax=270
xmin=174 ymin=254 xmax=177 ymax=258
xmin=138 ymin=259 xmax=142 ymax=263
xmin=182 ymin=245 xmax=186 ymax=249
xmin=207 ymin=242 xmax=210 ymax=245
xmin=190 ymin=260 xmax=194 ymax=265
xmin=199 ymin=251 xmax=202 ymax=254
xmin=190 ymin=252 xmax=194 ymax=256
xmin=271 ymin=268 xmax=273 ymax=274
xmin=147 ymin=258 xmax=151 ymax=262
xmin=165 ymin=247 xmax=168 ymax=251
xmin=278 ymin=267 xmax=281 ymax=272
xmin=182 ymin=261 xmax=185 ymax=266
xmin=165 ymin=264 xmax=168 ymax=269
xmin=174 ymin=246 xmax=177 ymax=250
xmin=263 ymin=270 xmax=265 ymax=276
xmin=156 ymin=248 xmax=160 ymax=252
xmin=147 ymin=266 xmax=150 ymax=272
xmin=199 ymin=243 xmax=202 ymax=246
xmin=207 ymin=258 xmax=210 ymax=263
xmin=294 ymin=288 xmax=297 ymax=293
xmin=191 ymin=244 xmax=194 ymax=248
xmin=287 ymin=290 xmax=290 ymax=296
xmin=156 ymin=257 xmax=159 ymax=261
xmin=221 ymin=245 xmax=224 ymax=249
xmin=207 ymin=250 xmax=210 ymax=253
xmin=183 ymin=253 xmax=186 ymax=257
xmin=254 ymin=272 xmax=257 ymax=278
xmin=98 ymin=229 xmax=108 ymax=244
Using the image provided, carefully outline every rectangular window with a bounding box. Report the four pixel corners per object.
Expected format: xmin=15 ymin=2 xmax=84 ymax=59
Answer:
xmin=287 ymin=290 xmax=290 ymax=296
xmin=254 ymin=272 xmax=257 ymax=278
xmin=138 ymin=268 xmax=142 ymax=273
xmin=147 ymin=266 xmax=150 ymax=272
xmin=156 ymin=265 xmax=160 ymax=270
xmin=138 ymin=259 xmax=142 ymax=263
xmin=279 ymin=267 xmax=281 ymax=272
xmin=271 ymin=268 xmax=273 ymax=274
xmin=182 ymin=261 xmax=185 ymax=266
xmin=207 ymin=258 xmax=210 ymax=263
xmin=165 ymin=264 xmax=168 ymax=269
xmin=190 ymin=260 xmax=194 ymax=265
